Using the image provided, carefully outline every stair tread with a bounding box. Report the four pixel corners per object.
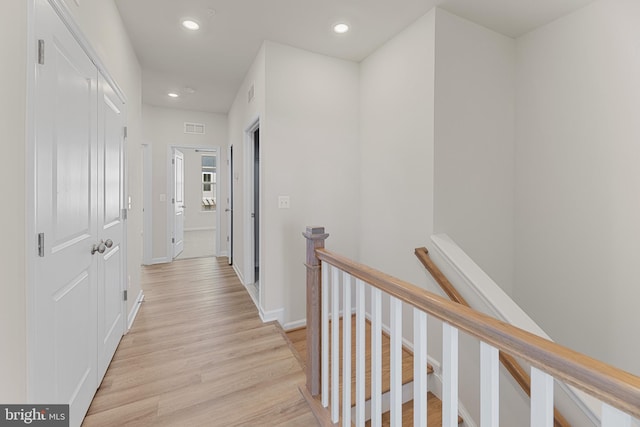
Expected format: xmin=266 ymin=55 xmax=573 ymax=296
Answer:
xmin=365 ymin=392 xmax=463 ymax=426
xmin=286 ymin=316 xmax=433 ymax=404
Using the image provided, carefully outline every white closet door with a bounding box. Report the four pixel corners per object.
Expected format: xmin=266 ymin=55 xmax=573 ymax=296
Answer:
xmin=33 ymin=0 xmax=98 ymax=424
xmin=96 ymin=73 xmax=126 ymax=382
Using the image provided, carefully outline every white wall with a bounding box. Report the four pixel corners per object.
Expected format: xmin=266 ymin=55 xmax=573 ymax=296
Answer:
xmin=263 ymin=41 xmax=360 ymax=325
xmin=433 ymin=9 xmax=516 ymax=294
xmin=359 ymin=10 xmax=436 ymax=286
xmin=0 ymin=0 xmax=28 ymax=403
xmin=227 ymin=44 xmax=266 ymax=286
xmin=142 ymin=105 xmax=227 ymax=261
xmin=515 ymin=0 xmax=640 ymax=375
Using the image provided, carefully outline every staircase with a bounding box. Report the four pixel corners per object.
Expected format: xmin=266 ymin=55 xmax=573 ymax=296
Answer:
xmin=286 ymin=316 xmax=463 ymax=425
xmin=300 ymin=226 xmax=640 ymax=426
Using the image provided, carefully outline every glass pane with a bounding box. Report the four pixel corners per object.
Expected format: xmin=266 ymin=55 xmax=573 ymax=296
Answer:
xmin=202 ymin=155 xmax=216 ymax=168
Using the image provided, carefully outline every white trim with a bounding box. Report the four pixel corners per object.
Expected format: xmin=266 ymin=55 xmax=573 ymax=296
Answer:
xmin=283 ymin=319 xmax=307 ymax=331
xmin=142 ymin=143 xmax=153 ymax=265
xmin=151 ymin=257 xmax=171 ymax=265
xmin=233 ymin=263 xmax=245 ymax=285
xmin=243 ymin=117 xmax=260 ymax=287
xmin=126 ymin=290 xmax=144 ymax=331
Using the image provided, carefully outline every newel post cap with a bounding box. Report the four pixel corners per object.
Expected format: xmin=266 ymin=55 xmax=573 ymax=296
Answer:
xmin=302 ymin=226 xmax=329 ymax=240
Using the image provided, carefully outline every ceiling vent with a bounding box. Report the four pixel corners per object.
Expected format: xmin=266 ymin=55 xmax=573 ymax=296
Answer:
xmin=184 ymin=122 xmax=205 ymax=135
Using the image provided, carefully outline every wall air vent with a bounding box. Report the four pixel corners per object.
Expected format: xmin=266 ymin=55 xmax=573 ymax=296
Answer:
xmin=184 ymin=122 xmax=206 ymax=135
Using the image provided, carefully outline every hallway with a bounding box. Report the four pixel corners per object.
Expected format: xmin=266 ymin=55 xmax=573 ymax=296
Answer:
xmin=83 ymin=257 xmax=317 ymax=426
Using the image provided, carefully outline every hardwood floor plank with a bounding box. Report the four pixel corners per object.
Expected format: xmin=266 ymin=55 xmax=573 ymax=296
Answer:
xmin=83 ymin=257 xmax=318 ymax=426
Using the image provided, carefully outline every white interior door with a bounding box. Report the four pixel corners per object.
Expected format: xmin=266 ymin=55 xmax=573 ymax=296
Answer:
xmin=34 ymin=0 xmax=98 ymax=423
xmin=173 ymin=149 xmax=185 ymax=258
xmin=96 ymin=73 xmax=126 ymax=382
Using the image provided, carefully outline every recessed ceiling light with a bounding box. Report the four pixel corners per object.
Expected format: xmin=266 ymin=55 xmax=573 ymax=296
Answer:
xmin=168 ymin=92 xmax=179 ymax=98
xmin=333 ymin=23 xmax=350 ymax=34
xmin=182 ymin=19 xmax=200 ymax=31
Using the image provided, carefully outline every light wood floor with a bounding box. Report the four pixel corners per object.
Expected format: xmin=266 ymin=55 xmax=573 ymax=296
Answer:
xmin=83 ymin=257 xmax=318 ymax=427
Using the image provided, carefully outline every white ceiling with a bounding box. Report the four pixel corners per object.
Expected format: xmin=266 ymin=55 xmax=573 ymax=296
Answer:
xmin=114 ymin=0 xmax=595 ymax=114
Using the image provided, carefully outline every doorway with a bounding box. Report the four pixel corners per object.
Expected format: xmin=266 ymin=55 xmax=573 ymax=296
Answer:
xmin=244 ymin=119 xmax=260 ymax=303
xmin=169 ymin=146 xmax=220 ymax=261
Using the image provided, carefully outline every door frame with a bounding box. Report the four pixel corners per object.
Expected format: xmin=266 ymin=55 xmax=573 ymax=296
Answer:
xmin=167 ymin=145 xmax=222 ymax=261
xmin=226 ymin=145 xmax=233 ymax=264
xmin=26 ymin=0 xmax=128 ymax=405
xmin=243 ymin=118 xmax=260 ymax=290
xmin=142 ymin=143 xmax=153 ymax=265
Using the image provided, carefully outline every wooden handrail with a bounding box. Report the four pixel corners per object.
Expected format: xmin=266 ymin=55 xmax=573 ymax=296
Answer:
xmin=315 ymin=247 xmax=640 ymax=419
xmin=415 ymin=247 xmax=570 ymax=427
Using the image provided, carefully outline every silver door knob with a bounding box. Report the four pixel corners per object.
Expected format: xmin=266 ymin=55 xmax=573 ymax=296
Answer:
xmin=225 ymin=208 xmax=232 ymax=212
xmin=91 ymin=240 xmax=106 ymax=255
xmin=105 ymin=239 xmax=113 ymax=249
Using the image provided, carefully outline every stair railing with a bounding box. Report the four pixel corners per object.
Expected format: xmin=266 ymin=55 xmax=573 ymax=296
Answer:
xmin=303 ymin=226 xmax=640 ymax=427
xmin=415 ymin=246 xmax=570 ymax=427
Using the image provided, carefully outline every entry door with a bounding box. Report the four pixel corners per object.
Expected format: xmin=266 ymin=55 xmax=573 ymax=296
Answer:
xmin=173 ymin=149 xmax=185 ymax=258
xmin=34 ymin=0 xmax=98 ymax=423
xmin=96 ymin=73 xmax=126 ymax=382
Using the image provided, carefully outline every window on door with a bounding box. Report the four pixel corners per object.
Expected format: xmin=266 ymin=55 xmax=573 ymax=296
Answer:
xmin=201 ymin=155 xmax=216 ymax=211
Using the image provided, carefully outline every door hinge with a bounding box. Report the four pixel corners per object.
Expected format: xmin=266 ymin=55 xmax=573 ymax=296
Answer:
xmin=37 ymin=233 xmax=45 ymax=257
xmin=123 ymin=290 xmax=128 ymax=301
xmin=172 ymin=159 xmax=175 ymax=165
xmin=171 ymin=237 xmax=175 ymax=244
xmin=227 ymin=236 xmax=230 ymax=242
xmin=172 ymin=198 xmax=175 ymax=204
xmin=37 ymin=40 xmax=45 ymax=65
xmin=121 ymin=208 xmax=128 ymax=220
xmin=123 ymin=126 xmax=128 ymax=138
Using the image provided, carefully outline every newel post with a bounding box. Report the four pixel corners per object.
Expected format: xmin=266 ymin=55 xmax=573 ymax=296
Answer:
xmin=303 ymin=226 xmax=329 ymax=396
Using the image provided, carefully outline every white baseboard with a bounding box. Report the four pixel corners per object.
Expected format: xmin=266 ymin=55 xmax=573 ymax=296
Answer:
xmin=283 ymin=319 xmax=306 ymax=331
xmin=260 ymin=307 xmax=284 ymax=325
xmin=233 ymin=264 xmax=244 ymax=284
xmin=151 ymin=257 xmax=171 ymax=265
xmin=127 ymin=290 xmax=144 ymax=331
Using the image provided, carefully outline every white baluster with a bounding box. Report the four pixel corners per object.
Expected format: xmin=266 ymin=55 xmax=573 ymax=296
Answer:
xmin=443 ymin=322 xmax=459 ymax=427
xmin=321 ymin=262 xmax=329 ymax=408
xmin=390 ymin=297 xmax=402 ymax=426
xmin=331 ymin=267 xmax=340 ymax=423
xmin=602 ymin=403 xmax=631 ymax=427
xmin=480 ymin=342 xmax=499 ymax=427
xmin=530 ymin=367 xmax=553 ymax=427
xmin=371 ymin=287 xmax=382 ymax=427
xmin=355 ymin=279 xmax=366 ymax=427
xmin=343 ymin=272 xmax=352 ymax=427
xmin=413 ymin=309 xmax=427 ymax=427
